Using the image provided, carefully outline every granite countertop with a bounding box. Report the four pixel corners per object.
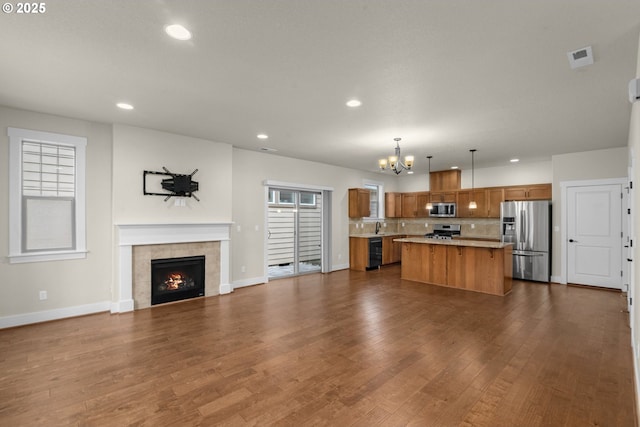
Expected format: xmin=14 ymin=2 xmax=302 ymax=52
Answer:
xmin=350 ymin=233 xmax=405 ymax=238
xmin=393 ymin=237 xmax=513 ymax=249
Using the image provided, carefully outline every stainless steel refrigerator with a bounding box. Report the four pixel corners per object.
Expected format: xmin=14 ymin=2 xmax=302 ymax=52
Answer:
xmin=500 ymin=200 xmax=551 ymax=282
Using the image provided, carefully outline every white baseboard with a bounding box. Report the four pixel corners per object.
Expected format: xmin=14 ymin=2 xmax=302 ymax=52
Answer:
xmin=219 ymin=283 xmax=233 ymax=294
xmin=550 ymin=275 xmax=562 ymax=284
xmin=0 ymin=301 xmax=111 ymax=329
xmin=111 ymin=299 xmax=134 ymax=313
xmin=232 ymin=276 xmax=267 ymax=290
xmin=332 ymin=263 xmax=349 ymax=271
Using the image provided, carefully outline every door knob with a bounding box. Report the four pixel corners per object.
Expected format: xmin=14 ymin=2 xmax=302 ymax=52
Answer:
xmin=569 ymin=239 xmax=578 ymax=243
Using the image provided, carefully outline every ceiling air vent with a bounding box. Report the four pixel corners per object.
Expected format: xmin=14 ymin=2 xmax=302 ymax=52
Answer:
xmin=567 ymin=46 xmax=594 ymax=69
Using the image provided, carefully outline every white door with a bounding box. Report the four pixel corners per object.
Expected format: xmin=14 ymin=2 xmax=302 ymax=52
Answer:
xmin=567 ymin=184 xmax=622 ymax=289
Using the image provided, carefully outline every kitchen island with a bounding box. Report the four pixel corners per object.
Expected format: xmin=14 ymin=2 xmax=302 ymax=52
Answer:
xmin=394 ymin=237 xmax=513 ymax=296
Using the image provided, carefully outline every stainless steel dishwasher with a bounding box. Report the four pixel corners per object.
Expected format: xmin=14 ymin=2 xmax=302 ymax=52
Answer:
xmin=368 ymin=237 xmax=382 ymax=270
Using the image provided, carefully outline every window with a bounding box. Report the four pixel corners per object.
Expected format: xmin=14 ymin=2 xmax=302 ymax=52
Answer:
xmin=364 ymin=181 xmax=384 ymax=219
xmin=8 ymin=127 xmax=87 ymax=263
xmin=268 ymin=189 xmax=298 ymax=206
xmin=299 ymin=192 xmax=317 ymax=207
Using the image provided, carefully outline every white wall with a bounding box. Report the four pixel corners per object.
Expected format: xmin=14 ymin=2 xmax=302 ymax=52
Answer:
xmin=387 ymin=160 xmax=552 ymax=193
xmin=112 ymin=124 xmax=232 ymax=223
xmin=551 ymin=147 xmax=628 ymax=279
xmin=231 ymin=148 xmax=398 ymax=286
xmin=629 ymin=32 xmax=640 ymax=427
xmin=0 ymin=106 xmax=113 ymax=324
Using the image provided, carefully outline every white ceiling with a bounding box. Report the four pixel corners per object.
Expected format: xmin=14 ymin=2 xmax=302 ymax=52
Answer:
xmin=1 ymin=1 xmax=639 ymax=174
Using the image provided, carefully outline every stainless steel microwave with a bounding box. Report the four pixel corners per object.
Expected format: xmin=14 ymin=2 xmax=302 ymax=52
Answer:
xmin=429 ymin=202 xmax=456 ymax=217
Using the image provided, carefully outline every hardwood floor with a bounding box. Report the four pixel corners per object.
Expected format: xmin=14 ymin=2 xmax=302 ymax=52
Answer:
xmin=0 ymin=265 xmax=635 ymax=426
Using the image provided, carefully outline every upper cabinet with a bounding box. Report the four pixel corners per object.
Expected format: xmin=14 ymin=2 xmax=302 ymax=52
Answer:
xmin=348 ymin=188 xmax=370 ymax=218
xmin=457 ymin=187 xmax=503 ymax=218
xmin=430 ymin=191 xmax=457 ymax=203
xmin=401 ymin=192 xmax=418 ymax=218
xmin=430 ymin=170 xmax=461 ymax=191
xmin=383 ymin=183 xmax=549 ymax=218
xmin=503 ymin=184 xmax=551 ymax=201
xmin=385 ymin=192 xmax=403 ymax=218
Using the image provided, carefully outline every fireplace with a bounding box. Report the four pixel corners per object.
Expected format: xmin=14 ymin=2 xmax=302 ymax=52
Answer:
xmin=151 ymin=255 xmax=205 ymax=305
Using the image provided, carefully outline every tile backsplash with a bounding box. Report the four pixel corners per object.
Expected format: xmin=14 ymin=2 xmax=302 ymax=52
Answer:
xmin=350 ymin=218 xmax=500 ymax=239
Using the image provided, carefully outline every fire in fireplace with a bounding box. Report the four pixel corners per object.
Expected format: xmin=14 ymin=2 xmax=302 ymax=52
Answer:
xmin=151 ymin=255 xmax=205 ymax=305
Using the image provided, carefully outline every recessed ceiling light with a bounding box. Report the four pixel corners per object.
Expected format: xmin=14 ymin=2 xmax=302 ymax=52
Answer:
xmin=165 ymin=24 xmax=192 ymax=41
xmin=116 ymin=102 xmax=134 ymax=110
xmin=451 ymin=166 xmax=459 ymax=170
xmin=510 ymin=158 xmax=520 ymax=163
xmin=346 ymin=99 xmax=362 ymax=108
xmin=257 ymin=134 xmax=269 ymax=140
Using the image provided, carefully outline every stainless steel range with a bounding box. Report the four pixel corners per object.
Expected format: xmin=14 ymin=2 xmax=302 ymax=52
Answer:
xmin=424 ymin=224 xmax=461 ymax=240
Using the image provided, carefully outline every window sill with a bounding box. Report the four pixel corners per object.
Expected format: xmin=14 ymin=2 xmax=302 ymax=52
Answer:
xmin=8 ymin=250 xmax=88 ymax=264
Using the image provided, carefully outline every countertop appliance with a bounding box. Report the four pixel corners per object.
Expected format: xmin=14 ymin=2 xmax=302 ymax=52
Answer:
xmin=500 ymin=200 xmax=551 ymax=282
xmin=425 ymin=224 xmax=461 ymax=240
xmin=429 ymin=202 xmax=456 ymax=217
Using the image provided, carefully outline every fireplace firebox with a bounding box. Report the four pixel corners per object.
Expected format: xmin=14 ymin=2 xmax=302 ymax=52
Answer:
xmin=151 ymin=255 xmax=205 ymax=305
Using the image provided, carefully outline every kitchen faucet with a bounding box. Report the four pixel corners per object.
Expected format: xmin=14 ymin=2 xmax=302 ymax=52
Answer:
xmin=375 ymin=221 xmax=381 ymax=234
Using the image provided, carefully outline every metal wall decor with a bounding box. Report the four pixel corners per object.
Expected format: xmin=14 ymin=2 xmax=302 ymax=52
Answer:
xmin=143 ymin=167 xmax=200 ymax=201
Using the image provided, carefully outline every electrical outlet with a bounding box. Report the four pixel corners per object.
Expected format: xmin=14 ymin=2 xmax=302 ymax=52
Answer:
xmin=425 ymin=223 xmax=428 ymax=227
xmin=471 ymin=224 xmax=475 ymax=229
xmin=241 ymin=265 xmax=246 ymax=273
xmin=402 ymin=222 xmax=405 ymax=227
xmin=237 ymin=225 xmax=241 ymax=232
xmin=39 ymin=290 xmax=47 ymax=300
xmin=254 ymin=225 xmax=259 ymax=231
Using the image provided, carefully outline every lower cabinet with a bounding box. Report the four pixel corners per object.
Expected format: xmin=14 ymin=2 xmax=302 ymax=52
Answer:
xmin=382 ymin=235 xmax=402 ymax=265
xmin=350 ymin=235 xmax=403 ymax=271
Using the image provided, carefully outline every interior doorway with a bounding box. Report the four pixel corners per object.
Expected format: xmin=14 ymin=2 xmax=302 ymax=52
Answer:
xmin=267 ymin=188 xmax=322 ymax=279
xmin=564 ymin=180 xmax=624 ymax=289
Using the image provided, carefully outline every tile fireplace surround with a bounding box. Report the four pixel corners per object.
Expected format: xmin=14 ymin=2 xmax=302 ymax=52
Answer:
xmin=114 ymin=223 xmax=232 ymax=313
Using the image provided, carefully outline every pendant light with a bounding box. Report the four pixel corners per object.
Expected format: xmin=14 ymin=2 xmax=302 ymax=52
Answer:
xmin=469 ymin=149 xmax=477 ymax=209
xmin=426 ymin=155 xmax=433 ymax=211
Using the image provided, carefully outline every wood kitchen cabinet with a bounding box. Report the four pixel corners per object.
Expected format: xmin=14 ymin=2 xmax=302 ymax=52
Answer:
xmin=429 ymin=191 xmax=457 ymax=203
xmin=456 ymin=189 xmax=487 ymax=218
xmin=503 ymin=184 xmax=551 ymax=201
xmin=385 ymin=192 xmax=402 ymax=218
xmin=401 ymin=192 xmax=418 ymax=217
xmin=402 ymin=242 xmax=448 ymax=285
xmin=382 ymin=235 xmax=403 ymax=264
xmin=430 ymin=170 xmax=461 ymax=191
xmin=415 ymin=192 xmax=431 ymax=217
xmin=487 ymin=187 xmax=504 ymax=217
xmin=457 ymin=187 xmax=503 ymax=218
xmin=348 ymin=188 xmax=370 ymax=218
xmin=349 ymin=237 xmax=369 ymax=271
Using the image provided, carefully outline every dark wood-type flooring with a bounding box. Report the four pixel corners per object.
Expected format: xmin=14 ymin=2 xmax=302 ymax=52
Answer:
xmin=0 ymin=265 xmax=636 ymax=426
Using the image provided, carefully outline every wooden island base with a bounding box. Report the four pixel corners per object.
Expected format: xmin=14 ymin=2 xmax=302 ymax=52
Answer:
xmin=397 ymin=238 xmax=513 ymax=296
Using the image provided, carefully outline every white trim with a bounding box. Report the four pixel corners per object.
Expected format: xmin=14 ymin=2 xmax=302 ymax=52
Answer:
xmin=559 ymin=177 xmax=627 ymax=285
xmin=0 ymin=301 xmax=110 ymax=329
xmin=263 ymin=179 xmax=334 ymax=192
xmin=332 ymin=263 xmax=349 ymax=271
xmin=114 ymin=223 xmax=233 ymax=312
xmin=550 ymin=275 xmax=562 ymax=284
xmin=7 ymin=127 xmax=87 ymax=264
xmin=232 ymin=276 xmax=267 ymax=289
xmin=8 ymin=250 xmax=88 ymax=264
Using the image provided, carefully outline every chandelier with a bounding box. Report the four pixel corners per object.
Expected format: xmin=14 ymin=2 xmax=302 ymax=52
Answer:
xmin=378 ymin=138 xmax=414 ymax=174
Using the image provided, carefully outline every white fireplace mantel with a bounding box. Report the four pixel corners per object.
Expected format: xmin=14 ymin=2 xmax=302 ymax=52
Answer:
xmin=113 ymin=223 xmax=232 ymax=313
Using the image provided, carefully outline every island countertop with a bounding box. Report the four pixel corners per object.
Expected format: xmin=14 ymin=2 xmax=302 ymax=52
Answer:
xmin=398 ymin=238 xmax=513 ymax=296
xmin=394 ymin=237 xmax=512 ymax=249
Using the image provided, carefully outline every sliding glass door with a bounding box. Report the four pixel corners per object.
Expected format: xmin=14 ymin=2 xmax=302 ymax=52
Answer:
xmin=267 ymin=188 xmax=322 ymax=279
